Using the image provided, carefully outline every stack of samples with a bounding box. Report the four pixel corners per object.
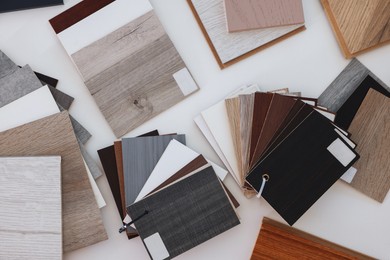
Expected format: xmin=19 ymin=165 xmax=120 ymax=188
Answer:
xmin=196 ymin=85 xmax=360 ymax=225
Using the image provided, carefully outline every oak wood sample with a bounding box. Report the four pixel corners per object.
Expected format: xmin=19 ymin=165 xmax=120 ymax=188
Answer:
xmin=348 ymin=89 xmax=390 ymax=202
xmin=188 ymin=0 xmax=305 ymax=68
xmin=224 ymin=0 xmax=304 ymax=32
xmin=251 ymin=218 xmax=374 ymax=259
xmin=321 ymin=0 xmax=390 ymax=58
xmin=0 ymin=112 xmax=107 ymax=252
xmin=239 ymin=94 xmax=255 ymax=174
xmin=0 ymin=156 xmax=62 ymax=260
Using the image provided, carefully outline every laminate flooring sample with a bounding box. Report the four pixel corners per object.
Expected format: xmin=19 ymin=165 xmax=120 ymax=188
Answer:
xmin=0 ymin=156 xmax=62 ymax=260
xmin=50 ymin=0 xmax=198 ymax=137
xmin=318 ymin=58 xmax=390 ymax=113
xmin=224 ymin=0 xmax=304 ymax=32
xmin=122 ymin=135 xmax=186 ymax=206
xmin=348 ymin=89 xmax=390 ymax=202
xmin=48 ymin=85 xmax=74 ymax=110
xmin=239 ymin=94 xmax=255 ymax=174
xmin=321 ymin=0 xmax=390 ymax=58
xmin=0 ymin=50 xmax=18 ymax=77
xmin=0 ymin=112 xmax=107 ymax=252
xmin=251 ymin=218 xmax=374 ymax=259
xmin=0 ymin=0 xmax=63 ymax=13
xmin=188 ymin=0 xmax=305 ymax=68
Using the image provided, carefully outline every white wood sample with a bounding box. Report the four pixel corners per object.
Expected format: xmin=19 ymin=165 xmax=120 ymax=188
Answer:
xmin=0 ymin=156 xmax=62 ymax=260
xmin=83 ymin=159 xmax=106 ymax=208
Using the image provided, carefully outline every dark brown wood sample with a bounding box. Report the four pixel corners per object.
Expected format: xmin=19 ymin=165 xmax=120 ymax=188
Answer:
xmin=49 ymin=0 xmax=115 ymax=34
xmin=251 ymin=218 xmax=374 ymax=259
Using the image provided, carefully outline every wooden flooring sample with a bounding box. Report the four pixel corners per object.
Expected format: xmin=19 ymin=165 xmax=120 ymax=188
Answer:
xmin=224 ymin=0 xmax=304 ymax=32
xmin=0 ymin=112 xmax=107 ymax=252
xmin=251 ymin=218 xmax=374 ymax=259
xmin=321 ymin=0 xmax=390 ymax=58
xmin=348 ymin=89 xmax=390 ymax=202
xmin=51 ymin=1 xmax=198 ymax=137
xmin=0 ymin=156 xmax=62 ymax=260
xmin=188 ymin=0 xmax=305 ymax=68
xmin=239 ymin=94 xmax=255 ymax=174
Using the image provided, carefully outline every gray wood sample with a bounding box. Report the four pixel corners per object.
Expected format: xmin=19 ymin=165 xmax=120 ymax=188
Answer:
xmin=348 ymin=89 xmax=390 ymax=202
xmin=0 ymin=156 xmax=62 ymax=260
xmin=49 ymin=85 xmax=74 ymax=110
xmin=122 ymin=135 xmax=186 ymax=206
xmin=0 ymin=112 xmax=107 ymax=252
xmin=71 ymin=11 xmax=198 ymax=137
xmin=58 ymin=104 xmax=92 ymax=145
xmin=0 ymin=50 xmax=18 ymax=78
xmin=318 ymin=58 xmax=390 ymax=113
xmin=78 ymin=139 xmax=103 ymax=179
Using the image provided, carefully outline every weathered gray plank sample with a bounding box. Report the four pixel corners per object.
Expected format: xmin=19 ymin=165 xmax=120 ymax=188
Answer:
xmin=122 ymin=135 xmax=186 ymax=206
xmin=71 ymin=10 xmax=198 ymax=137
xmin=318 ymin=58 xmax=390 ymax=112
xmin=58 ymin=104 xmax=92 ymax=144
xmin=78 ymin=140 xmax=103 ymax=179
xmin=0 ymin=156 xmax=62 ymax=260
xmin=0 ymin=112 xmax=107 ymax=252
xmin=49 ymin=85 xmax=74 ymax=110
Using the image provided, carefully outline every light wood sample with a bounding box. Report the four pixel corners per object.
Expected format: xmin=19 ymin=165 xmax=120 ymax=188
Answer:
xmin=239 ymin=94 xmax=254 ymax=174
xmin=224 ymin=0 xmax=304 ymax=32
xmin=321 ymin=0 xmax=390 ymax=58
xmin=0 ymin=112 xmax=107 ymax=252
xmin=251 ymin=218 xmax=374 ymax=259
xmin=348 ymin=89 xmax=390 ymax=202
xmin=69 ymin=10 xmax=198 ymax=137
xmin=0 ymin=157 xmax=62 ymax=260
xmin=188 ymin=0 xmax=305 ymax=68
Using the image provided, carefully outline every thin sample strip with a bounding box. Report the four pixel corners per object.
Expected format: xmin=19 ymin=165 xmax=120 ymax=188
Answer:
xmin=0 ymin=0 xmax=63 ymax=13
xmin=188 ymin=0 xmax=305 ymax=68
xmin=321 ymin=0 xmax=390 ymax=58
xmin=79 ymin=141 xmax=103 ymax=179
xmin=224 ymin=0 xmax=304 ymax=32
xmin=239 ymin=94 xmax=255 ymax=174
xmin=348 ymin=89 xmax=390 ymax=202
xmin=0 ymin=50 xmax=18 ymax=77
xmin=0 ymin=112 xmax=107 ymax=252
xmin=48 ymin=85 xmax=74 ymax=110
xmin=0 ymin=157 xmax=62 ymax=260
xmin=251 ymin=218 xmax=374 ymax=259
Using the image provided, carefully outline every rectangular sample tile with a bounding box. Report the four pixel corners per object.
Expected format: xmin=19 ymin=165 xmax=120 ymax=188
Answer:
xmin=0 ymin=156 xmax=62 ymax=260
xmin=0 ymin=50 xmax=18 ymax=78
xmin=50 ymin=1 xmax=198 ymax=137
xmin=188 ymin=0 xmax=305 ymax=68
xmin=348 ymin=89 xmax=390 ymax=202
xmin=122 ymin=135 xmax=186 ymax=206
xmin=0 ymin=112 xmax=107 ymax=252
xmin=224 ymin=0 xmax=304 ymax=32
xmin=49 ymin=85 xmax=74 ymax=110
xmin=127 ymin=166 xmax=240 ymax=259
xmin=321 ymin=0 xmax=390 ymax=58
xmin=0 ymin=0 xmax=62 ymax=13
xmin=251 ymin=218 xmax=374 ymax=259
xmin=318 ymin=58 xmax=390 ymax=113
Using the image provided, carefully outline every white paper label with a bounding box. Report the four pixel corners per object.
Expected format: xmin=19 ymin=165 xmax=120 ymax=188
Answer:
xmin=340 ymin=167 xmax=357 ymax=183
xmin=327 ymin=138 xmax=356 ymax=167
xmin=144 ymin=233 xmax=169 ymax=260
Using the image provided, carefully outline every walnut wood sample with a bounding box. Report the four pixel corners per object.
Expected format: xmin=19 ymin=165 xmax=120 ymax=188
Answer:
xmin=321 ymin=0 xmax=390 ymax=58
xmin=0 ymin=112 xmax=107 ymax=252
xmin=348 ymin=89 xmax=390 ymax=202
xmin=251 ymin=218 xmax=374 ymax=259
xmin=0 ymin=157 xmax=62 ymax=260
xmin=224 ymin=0 xmax=304 ymax=32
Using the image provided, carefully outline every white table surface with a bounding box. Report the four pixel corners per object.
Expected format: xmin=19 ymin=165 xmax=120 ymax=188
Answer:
xmin=1 ymin=0 xmax=389 ymax=259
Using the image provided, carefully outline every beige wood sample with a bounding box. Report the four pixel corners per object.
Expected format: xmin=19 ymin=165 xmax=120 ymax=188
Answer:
xmin=321 ymin=0 xmax=390 ymax=58
xmin=239 ymin=94 xmax=255 ymax=174
xmin=71 ymin=11 xmax=198 ymax=137
xmin=348 ymin=89 xmax=390 ymax=202
xmin=0 ymin=112 xmax=107 ymax=252
xmin=224 ymin=0 xmax=305 ymax=32
xmin=0 ymin=156 xmax=62 ymax=260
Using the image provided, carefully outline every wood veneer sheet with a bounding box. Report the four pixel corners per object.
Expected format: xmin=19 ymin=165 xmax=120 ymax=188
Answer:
xmin=0 ymin=156 xmax=62 ymax=260
xmin=251 ymin=218 xmax=374 ymax=259
xmin=318 ymin=58 xmax=390 ymax=113
xmin=50 ymin=0 xmax=198 ymax=137
xmin=188 ymin=0 xmax=305 ymax=68
xmin=239 ymin=94 xmax=255 ymax=174
xmin=0 ymin=112 xmax=107 ymax=252
xmin=224 ymin=0 xmax=305 ymax=32
xmin=321 ymin=0 xmax=390 ymax=58
xmin=348 ymin=89 xmax=390 ymax=202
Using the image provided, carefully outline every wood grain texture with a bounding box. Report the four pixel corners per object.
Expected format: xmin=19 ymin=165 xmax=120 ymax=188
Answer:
xmin=251 ymin=218 xmax=374 ymax=259
xmin=239 ymin=94 xmax=254 ymax=174
xmin=348 ymin=89 xmax=390 ymax=202
xmin=114 ymin=141 xmax=126 ymax=218
xmin=0 ymin=112 xmax=107 ymax=252
xmin=321 ymin=0 xmax=390 ymax=58
xmin=318 ymin=59 xmax=390 ymax=113
xmin=188 ymin=0 xmax=305 ymax=68
xmin=0 ymin=156 xmax=62 ymax=260
xmin=71 ymin=11 xmax=198 ymax=137
xmin=49 ymin=0 xmax=114 ymax=34
xmin=224 ymin=0 xmax=304 ymax=32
